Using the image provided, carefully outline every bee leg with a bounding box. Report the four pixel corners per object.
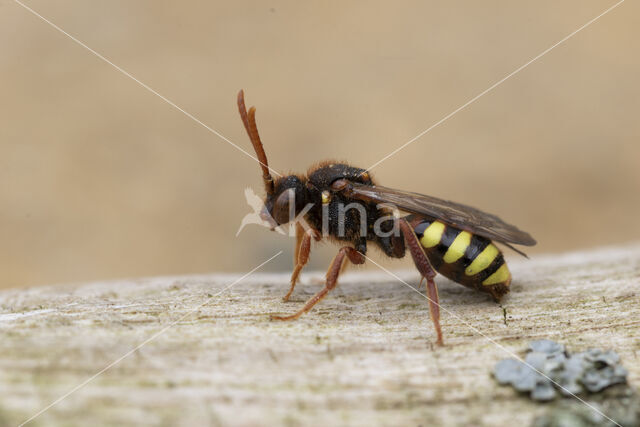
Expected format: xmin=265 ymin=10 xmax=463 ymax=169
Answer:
xmin=399 ymin=219 xmax=444 ymax=346
xmin=283 ymin=224 xmax=320 ymax=302
xmin=272 ymin=246 xmax=365 ymax=321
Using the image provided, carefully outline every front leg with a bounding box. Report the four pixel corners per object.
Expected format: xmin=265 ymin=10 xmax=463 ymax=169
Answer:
xmin=284 ymin=223 xmax=321 ymax=302
xmin=399 ymin=218 xmax=444 ymax=346
xmin=272 ymin=246 xmax=365 ymax=321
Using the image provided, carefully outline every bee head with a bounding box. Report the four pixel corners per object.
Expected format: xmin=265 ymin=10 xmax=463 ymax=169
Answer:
xmin=261 ymin=175 xmax=308 ymax=228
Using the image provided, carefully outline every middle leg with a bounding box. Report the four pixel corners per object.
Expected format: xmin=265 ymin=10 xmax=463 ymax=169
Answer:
xmin=272 ymin=246 xmax=365 ymax=321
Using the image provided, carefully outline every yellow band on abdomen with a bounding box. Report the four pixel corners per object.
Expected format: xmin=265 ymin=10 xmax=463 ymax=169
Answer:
xmin=420 ymin=221 xmax=445 ymax=248
xmin=482 ymin=263 xmax=511 ymax=286
xmin=443 ymin=231 xmax=471 ymax=263
xmin=465 ymin=244 xmax=499 ymax=276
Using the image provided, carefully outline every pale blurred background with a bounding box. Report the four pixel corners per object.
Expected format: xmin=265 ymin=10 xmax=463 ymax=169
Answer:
xmin=1 ymin=0 xmax=638 ymax=289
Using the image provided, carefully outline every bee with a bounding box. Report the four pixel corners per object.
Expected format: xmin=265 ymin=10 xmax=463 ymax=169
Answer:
xmin=238 ymin=90 xmax=536 ymax=345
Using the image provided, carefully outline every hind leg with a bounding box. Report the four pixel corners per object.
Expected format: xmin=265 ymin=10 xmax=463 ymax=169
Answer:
xmin=399 ymin=218 xmax=443 ymax=346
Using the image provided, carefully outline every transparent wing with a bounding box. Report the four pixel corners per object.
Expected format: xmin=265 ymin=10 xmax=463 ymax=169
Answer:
xmin=344 ymin=181 xmax=536 ymax=247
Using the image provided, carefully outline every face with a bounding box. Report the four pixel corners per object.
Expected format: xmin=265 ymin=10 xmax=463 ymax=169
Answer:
xmin=261 ymin=175 xmax=307 ymax=229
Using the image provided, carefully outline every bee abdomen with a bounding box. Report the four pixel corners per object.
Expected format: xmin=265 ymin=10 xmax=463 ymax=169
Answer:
xmin=413 ymin=219 xmax=511 ymax=298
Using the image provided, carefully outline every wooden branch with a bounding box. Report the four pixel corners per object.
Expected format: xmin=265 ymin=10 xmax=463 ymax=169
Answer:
xmin=0 ymin=244 xmax=638 ymax=426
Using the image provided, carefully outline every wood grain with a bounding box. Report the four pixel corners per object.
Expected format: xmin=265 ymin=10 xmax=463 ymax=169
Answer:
xmin=0 ymin=244 xmax=638 ymax=426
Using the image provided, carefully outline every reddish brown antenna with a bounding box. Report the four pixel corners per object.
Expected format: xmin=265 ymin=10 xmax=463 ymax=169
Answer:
xmin=238 ymin=90 xmax=275 ymax=194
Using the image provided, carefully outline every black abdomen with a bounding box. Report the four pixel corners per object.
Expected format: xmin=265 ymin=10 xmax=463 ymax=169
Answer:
xmin=412 ymin=217 xmax=511 ymax=299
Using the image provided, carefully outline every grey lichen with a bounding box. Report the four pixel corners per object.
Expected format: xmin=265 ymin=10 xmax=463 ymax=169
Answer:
xmin=493 ymin=340 xmax=629 ymax=401
xmin=532 ymin=385 xmax=640 ymax=427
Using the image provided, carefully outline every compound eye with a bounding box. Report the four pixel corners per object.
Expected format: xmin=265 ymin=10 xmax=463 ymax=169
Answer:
xmin=272 ymin=189 xmax=294 ymax=224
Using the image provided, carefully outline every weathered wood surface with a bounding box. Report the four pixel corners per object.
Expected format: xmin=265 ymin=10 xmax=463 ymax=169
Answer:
xmin=0 ymin=245 xmax=639 ymax=427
